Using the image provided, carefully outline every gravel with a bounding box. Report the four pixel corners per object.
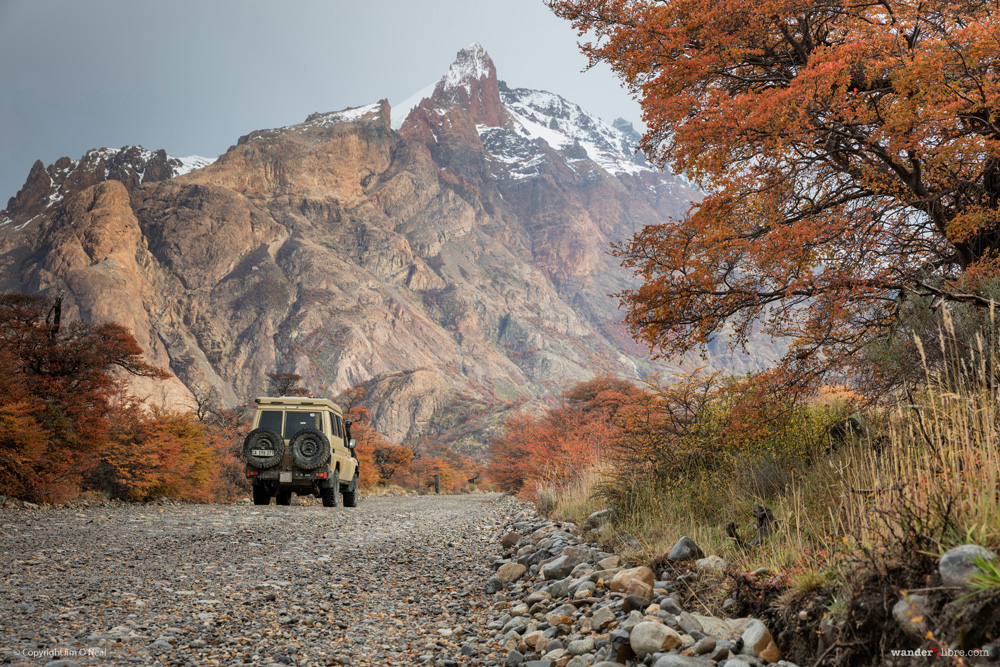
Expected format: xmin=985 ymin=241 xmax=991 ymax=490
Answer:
xmin=0 ymin=494 xmax=522 ymax=666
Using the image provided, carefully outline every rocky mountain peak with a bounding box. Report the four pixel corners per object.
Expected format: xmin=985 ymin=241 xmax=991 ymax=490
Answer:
xmin=1 ymin=146 xmax=215 ymax=236
xmin=431 ymin=43 xmax=505 ymax=127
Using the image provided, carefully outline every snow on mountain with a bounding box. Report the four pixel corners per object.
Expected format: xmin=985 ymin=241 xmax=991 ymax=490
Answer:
xmin=79 ymin=146 xmax=216 ymax=180
xmin=296 ymin=103 xmax=383 ymax=130
xmin=476 ymin=85 xmax=649 ymax=179
xmin=393 ymin=42 xmax=651 ymax=181
xmin=171 ymin=155 xmax=216 ymax=176
xmin=440 ymin=42 xmax=492 ymax=97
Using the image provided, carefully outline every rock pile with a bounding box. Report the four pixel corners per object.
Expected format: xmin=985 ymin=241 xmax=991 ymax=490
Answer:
xmin=486 ymin=510 xmax=796 ymax=667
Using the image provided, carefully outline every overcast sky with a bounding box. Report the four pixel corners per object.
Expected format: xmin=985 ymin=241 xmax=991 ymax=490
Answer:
xmin=0 ymin=0 xmax=642 ymax=203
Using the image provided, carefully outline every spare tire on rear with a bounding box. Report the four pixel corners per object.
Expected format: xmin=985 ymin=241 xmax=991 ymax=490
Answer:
xmin=243 ymin=428 xmax=285 ymax=469
xmin=289 ymin=429 xmax=331 ymax=470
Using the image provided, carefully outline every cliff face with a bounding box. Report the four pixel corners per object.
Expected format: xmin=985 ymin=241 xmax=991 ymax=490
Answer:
xmin=0 ymin=44 xmax=739 ymax=453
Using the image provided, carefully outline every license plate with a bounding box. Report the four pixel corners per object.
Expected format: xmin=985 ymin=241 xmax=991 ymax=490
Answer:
xmin=251 ymin=450 xmax=275 ymax=457
xmin=279 ymin=472 xmax=292 ymax=483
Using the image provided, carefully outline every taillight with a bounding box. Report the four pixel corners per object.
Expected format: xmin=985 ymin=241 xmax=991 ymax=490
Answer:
xmin=315 ymin=471 xmax=328 ymax=479
xmin=246 ymin=469 xmax=259 ymax=477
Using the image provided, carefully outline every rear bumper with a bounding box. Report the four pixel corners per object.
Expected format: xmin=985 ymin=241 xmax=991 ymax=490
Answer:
xmin=247 ymin=468 xmax=327 ymax=479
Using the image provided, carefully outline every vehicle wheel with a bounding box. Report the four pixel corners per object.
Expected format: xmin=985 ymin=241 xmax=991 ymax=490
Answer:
xmin=342 ymin=474 xmax=359 ymax=508
xmin=252 ymin=482 xmax=271 ymax=506
xmin=275 ymin=490 xmax=292 ymax=506
xmin=289 ymin=429 xmax=331 ymax=470
xmin=322 ymin=469 xmax=340 ymax=508
xmin=243 ymin=428 xmax=285 ymax=469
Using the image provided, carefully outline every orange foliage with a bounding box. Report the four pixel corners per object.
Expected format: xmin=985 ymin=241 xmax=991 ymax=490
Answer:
xmin=550 ymin=0 xmax=1000 ymax=388
xmin=488 ymin=376 xmax=642 ymax=494
xmin=403 ymin=437 xmax=485 ymax=493
xmin=0 ymin=293 xmax=168 ymax=501
xmin=95 ymin=400 xmax=221 ymax=502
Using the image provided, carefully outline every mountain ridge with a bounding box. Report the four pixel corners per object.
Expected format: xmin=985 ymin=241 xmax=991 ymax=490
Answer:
xmin=0 ymin=44 xmax=769 ymax=454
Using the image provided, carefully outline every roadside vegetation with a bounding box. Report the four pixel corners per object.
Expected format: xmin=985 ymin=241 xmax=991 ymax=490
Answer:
xmin=0 ymin=293 xmax=488 ymax=504
xmin=518 ymin=0 xmax=1000 ymax=660
xmin=488 ymin=300 xmax=1000 ymax=661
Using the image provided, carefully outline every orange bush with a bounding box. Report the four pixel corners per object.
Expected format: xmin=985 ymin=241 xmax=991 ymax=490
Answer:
xmin=93 ymin=401 xmax=221 ymax=502
xmin=488 ymin=376 xmax=638 ymax=495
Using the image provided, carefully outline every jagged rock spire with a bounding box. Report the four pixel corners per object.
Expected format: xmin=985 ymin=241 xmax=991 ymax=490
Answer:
xmin=431 ymin=43 xmax=505 ymax=127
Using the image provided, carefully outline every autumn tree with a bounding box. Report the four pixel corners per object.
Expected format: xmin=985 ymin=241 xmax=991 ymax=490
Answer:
xmin=266 ymin=372 xmax=310 ymax=397
xmin=488 ymin=377 xmax=639 ymax=493
xmin=551 ymin=0 xmax=1000 ymax=387
xmin=371 ymin=438 xmax=414 ymax=484
xmin=0 ymin=293 xmax=168 ymax=501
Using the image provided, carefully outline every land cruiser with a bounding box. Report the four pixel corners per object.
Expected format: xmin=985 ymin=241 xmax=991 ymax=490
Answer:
xmin=243 ymin=397 xmax=360 ymax=507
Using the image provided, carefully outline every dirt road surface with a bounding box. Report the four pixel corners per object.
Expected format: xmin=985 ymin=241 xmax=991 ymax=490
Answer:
xmin=0 ymin=494 xmax=520 ymax=667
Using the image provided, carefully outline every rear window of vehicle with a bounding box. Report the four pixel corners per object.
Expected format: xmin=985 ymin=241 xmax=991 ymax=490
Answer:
xmin=284 ymin=411 xmax=320 ymax=438
xmin=258 ymin=410 xmax=283 ymax=433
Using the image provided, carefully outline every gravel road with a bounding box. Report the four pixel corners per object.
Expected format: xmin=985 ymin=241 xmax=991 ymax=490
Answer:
xmin=0 ymin=494 xmax=521 ymax=667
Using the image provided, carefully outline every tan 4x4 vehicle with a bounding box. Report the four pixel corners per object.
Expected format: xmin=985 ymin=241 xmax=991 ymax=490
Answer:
xmin=243 ymin=397 xmax=360 ymax=507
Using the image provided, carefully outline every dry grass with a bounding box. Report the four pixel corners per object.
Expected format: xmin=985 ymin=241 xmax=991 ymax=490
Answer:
xmin=543 ymin=308 xmax=1000 ymax=605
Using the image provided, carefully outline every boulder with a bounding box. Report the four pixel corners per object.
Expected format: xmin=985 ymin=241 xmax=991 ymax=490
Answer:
xmin=567 ymin=637 xmax=596 ymax=655
xmin=591 ymin=606 xmax=616 ymax=630
xmin=485 ymin=575 xmax=502 ymax=594
xmin=693 ymin=614 xmax=734 ymax=639
xmin=503 ymin=616 xmax=529 ymax=634
xmin=546 ymin=613 xmax=574 ymax=627
xmin=696 ymin=555 xmax=726 ymax=576
xmin=668 ymin=536 xmax=705 ymax=561
xmin=543 ymin=548 xmax=591 ymax=580
xmin=629 ymin=621 xmax=682 ymax=657
xmin=545 ymin=577 xmax=572 ymax=598
xmin=939 ymin=544 xmax=997 ymax=587
xmin=693 ymin=636 xmax=717 ymax=655
xmin=531 ymin=524 xmax=561 ymax=544
xmin=597 ymin=555 xmax=621 ymax=569
xmin=678 ymin=611 xmax=704 ymax=635
xmin=524 ymin=591 xmax=552 ymax=606
xmin=610 ymin=566 xmax=655 ymax=592
xmin=623 ymin=595 xmax=651 ymax=613
xmin=626 ymin=577 xmax=654 ymax=602
xmin=740 ymin=619 xmax=780 ymax=663
xmin=497 ymin=562 xmax=528 ymax=585
xmin=502 ymin=532 xmax=523 ymax=550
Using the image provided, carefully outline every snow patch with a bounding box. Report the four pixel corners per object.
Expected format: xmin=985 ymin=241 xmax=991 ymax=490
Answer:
xmin=170 ymin=155 xmax=216 ymax=176
xmin=14 ymin=214 xmax=41 ymax=231
xmin=296 ymin=103 xmax=382 ymax=130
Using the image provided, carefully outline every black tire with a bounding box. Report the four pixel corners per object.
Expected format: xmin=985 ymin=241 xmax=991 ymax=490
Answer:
xmin=252 ymin=482 xmax=271 ymax=506
xmin=243 ymin=428 xmax=285 ymax=469
xmin=275 ymin=490 xmax=292 ymax=506
xmin=342 ymin=473 xmax=358 ymax=508
xmin=289 ymin=429 xmax=331 ymax=470
xmin=322 ymin=468 xmax=340 ymax=507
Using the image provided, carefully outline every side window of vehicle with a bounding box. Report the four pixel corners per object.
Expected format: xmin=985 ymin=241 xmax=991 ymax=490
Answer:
xmin=331 ymin=415 xmax=341 ymax=439
xmin=335 ymin=416 xmax=345 ymax=441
